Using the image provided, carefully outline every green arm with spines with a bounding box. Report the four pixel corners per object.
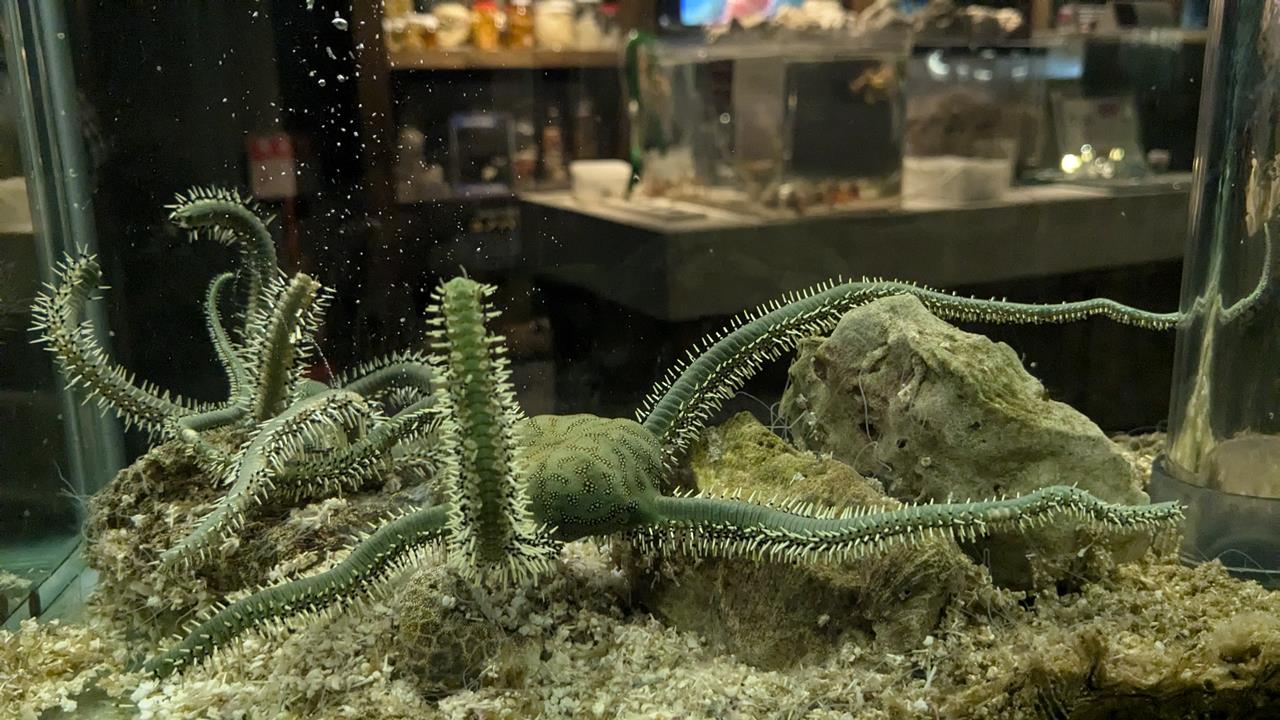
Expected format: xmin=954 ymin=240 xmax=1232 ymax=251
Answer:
xmin=429 ymin=277 xmax=559 ymax=583
xmin=168 ymin=406 xmax=242 ymax=477
xmin=335 ymin=352 xmax=437 ymax=406
xmin=158 ymin=273 xmax=254 ymax=474
xmin=639 ymin=279 xmax=1189 ymax=466
xmin=245 ymin=273 xmax=327 ymax=421
xmin=202 ymin=272 xmax=250 ymax=402
xmin=639 ymin=222 xmax=1278 ymax=469
xmin=30 ymin=254 xmax=207 ymax=433
xmin=635 ymin=485 xmax=1182 ymax=564
xmin=159 ymin=390 xmax=376 ymax=571
xmin=167 ymin=186 xmax=279 ymax=334
xmin=1217 ymin=213 xmax=1276 ymax=323
xmin=287 ymin=397 xmax=443 ymax=496
xmin=143 ymin=505 xmax=450 ymax=678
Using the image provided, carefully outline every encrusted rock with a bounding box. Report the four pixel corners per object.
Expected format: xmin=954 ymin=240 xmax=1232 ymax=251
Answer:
xmin=779 ymin=294 xmax=1153 ymax=589
xmin=387 ymin=565 xmax=508 ymax=698
xmin=629 ymin=412 xmax=981 ymax=669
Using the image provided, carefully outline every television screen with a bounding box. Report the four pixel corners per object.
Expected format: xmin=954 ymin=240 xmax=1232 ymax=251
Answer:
xmin=680 ymin=0 xmax=804 ymax=27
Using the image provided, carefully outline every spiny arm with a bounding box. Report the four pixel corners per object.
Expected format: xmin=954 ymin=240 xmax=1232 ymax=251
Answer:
xmin=143 ymin=505 xmax=450 ymax=678
xmin=202 ymin=272 xmax=250 ymax=403
xmin=167 ymin=187 xmax=278 ymax=331
xmin=1218 ymin=213 xmax=1276 ymax=324
xmin=639 ymin=279 xmax=1184 ymax=466
xmin=245 ymin=273 xmax=327 ymax=421
xmin=632 ymin=485 xmax=1181 ymax=564
xmin=335 ymin=352 xmax=436 ymax=405
xmin=159 ymin=273 xmax=254 ymax=473
xmin=30 ymin=254 xmax=206 ymax=433
xmin=429 ymin=277 xmax=559 ymax=584
xmin=288 ymin=397 xmax=443 ymax=496
xmin=159 ymin=390 xmax=375 ymax=571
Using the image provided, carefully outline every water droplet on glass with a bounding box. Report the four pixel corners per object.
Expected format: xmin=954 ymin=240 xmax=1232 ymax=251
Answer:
xmin=332 ymin=15 xmax=349 ymax=31
xmin=317 ymin=78 xmax=327 ymax=87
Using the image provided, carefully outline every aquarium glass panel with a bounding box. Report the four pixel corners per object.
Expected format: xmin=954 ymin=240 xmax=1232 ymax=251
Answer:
xmin=9 ymin=1 xmax=1276 ymax=717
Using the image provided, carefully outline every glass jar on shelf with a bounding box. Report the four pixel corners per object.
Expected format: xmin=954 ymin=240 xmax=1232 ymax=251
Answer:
xmin=405 ymin=13 xmax=439 ymax=50
xmin=542 ymin=105 xmax=568 ymax=183
xmin=534 ymin=0 xmax=576 ymax=52
xmin=384 ymin=0 xmax=416 ymax=18
xmin=573 ymin=0 xmax=607 ymax=51
xmin=383 ymin=16 xmax=412 ymax=53
xmin=433 ymin=2 xmax=473 ymax=49
xmin=472 ymin=0 xmax=504 ymax=51
xmin=506 ymin=0 xmax=536 ymax=49
xmin=600 ymin=1 xmax=621 ymax=48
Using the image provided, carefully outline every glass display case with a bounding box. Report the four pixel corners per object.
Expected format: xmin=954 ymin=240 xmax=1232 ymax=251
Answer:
xmin=903 ymin=42 xmax=1049 ymax=202
xmin=628 ymin=27 xmax=909 ymax=216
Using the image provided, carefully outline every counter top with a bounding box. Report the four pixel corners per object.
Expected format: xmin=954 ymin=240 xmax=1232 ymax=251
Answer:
xmin=520 ymin=176 xmax=1192 ymax=321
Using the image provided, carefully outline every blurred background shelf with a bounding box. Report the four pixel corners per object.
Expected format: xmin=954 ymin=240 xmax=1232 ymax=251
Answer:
xmin=521 ymin=177 xmax=1193 ymax=321
xmin=388 ymin=48 xmax=620 ymax=71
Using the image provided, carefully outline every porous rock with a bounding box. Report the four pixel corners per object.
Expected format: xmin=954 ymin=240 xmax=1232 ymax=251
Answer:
xmin=779 ymin=294 xmax=1152 ymax=590
xmin=628 ymin=412 xmax=981 ymax=670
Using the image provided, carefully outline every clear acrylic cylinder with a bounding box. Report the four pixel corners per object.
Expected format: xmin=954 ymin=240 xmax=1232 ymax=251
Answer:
xmin=1149 ymin=0 xmax=1280 ymax=584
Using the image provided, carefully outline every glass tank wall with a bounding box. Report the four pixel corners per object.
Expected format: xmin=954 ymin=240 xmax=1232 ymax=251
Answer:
xmin=1150 ymin=0 xmax=1280 ymax=584
xmin=0 ymin=1 xmax=121 ymax=624
xmin=8 ymin=0 xmax=1278 ymax=717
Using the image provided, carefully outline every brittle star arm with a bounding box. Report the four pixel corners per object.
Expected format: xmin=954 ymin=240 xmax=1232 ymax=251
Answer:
xmin=31 ymin=254 xmax=207 ymax=433
xmin=158 ymin=390 xmax=376 ymax=571
xmin=630 ymin=485 xmax=1182 ymax=564
xmin=167 ymin=187 xmax=279 ymax=335
xmin=142 ymin=504 xmax=451 ymax=678
xmin=202 ymin=272 xmax=250 ymax=402
xmin=638 ymin=280 xmax=1190 ymax=467
xmin=640 ymin=221 xmax=1277 ymax=467
xmin=333 ymin=352 xmax=437 ymax=405
xmin=159 ymin=274 xmax=254 ymax=473
xmin=429 ymin=277 xmax=559 ymax=583
xmin=168 ymin=272 xmax=327 ymax=473
xmin=239 ymin=273 xmax=328 ymax=421
xmin=288 ymin=396 xmax=444 ymax=496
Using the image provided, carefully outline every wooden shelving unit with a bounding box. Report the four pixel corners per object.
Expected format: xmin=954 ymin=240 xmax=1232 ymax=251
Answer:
xmin=388 ymin=48 xmax=620 ymax=71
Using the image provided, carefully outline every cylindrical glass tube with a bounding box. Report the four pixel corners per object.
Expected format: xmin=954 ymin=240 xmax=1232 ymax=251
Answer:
xmin=1150 ymin=1 xmax=1280 ymax=584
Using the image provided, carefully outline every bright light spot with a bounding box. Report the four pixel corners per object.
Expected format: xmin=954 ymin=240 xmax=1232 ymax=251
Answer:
xmin=925 ymin=50 xmax=949 ymax=79
xmin=1108 ymin=147 xmax=1126 ymax=162
xmin=1060 ymin=154 xmax=1083 ymax=174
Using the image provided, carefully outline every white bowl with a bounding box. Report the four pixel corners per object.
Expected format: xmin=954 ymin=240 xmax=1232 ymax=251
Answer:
xmin=570 ymin=160 xmax=632 ymax=202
